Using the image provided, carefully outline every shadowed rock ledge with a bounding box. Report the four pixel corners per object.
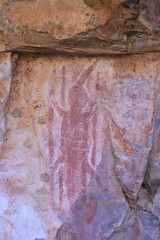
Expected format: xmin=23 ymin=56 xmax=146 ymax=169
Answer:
xmin=0 ymin=0 xmax=160 ymax=55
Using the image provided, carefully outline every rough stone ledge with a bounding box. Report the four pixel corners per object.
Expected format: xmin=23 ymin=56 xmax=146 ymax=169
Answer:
xmin=0 ymin=0 xmax=160 ymax=55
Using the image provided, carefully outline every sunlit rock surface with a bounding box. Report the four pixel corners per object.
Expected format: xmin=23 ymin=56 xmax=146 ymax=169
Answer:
xmin=0 ymin=53 xmax=160 ymax=239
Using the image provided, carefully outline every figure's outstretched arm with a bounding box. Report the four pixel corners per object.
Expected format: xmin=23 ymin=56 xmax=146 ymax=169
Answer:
xmin=53 ymin=102 xmax=66 ymax=116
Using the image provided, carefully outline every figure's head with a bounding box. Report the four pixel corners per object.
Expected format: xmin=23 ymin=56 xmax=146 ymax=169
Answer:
xmin=68 ymin=86 xmax=87 ymax=110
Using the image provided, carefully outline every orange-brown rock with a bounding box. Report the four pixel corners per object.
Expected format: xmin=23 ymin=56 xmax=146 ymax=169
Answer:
xmin=0 ymin=0 xmax=160 ymax=54
xmin=5 ymin=0 xmax=110 ymax=39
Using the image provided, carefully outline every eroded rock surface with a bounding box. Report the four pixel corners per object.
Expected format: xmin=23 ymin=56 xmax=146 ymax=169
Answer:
xmin=0 ymin=0 xmax=160 ymax=54
xmin=0 ymin=53 xmax=160 ymax=239
xmin=0 ymin=53 xmax=11 ymax=154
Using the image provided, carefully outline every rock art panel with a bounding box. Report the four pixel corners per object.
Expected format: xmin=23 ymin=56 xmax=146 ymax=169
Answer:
xmin=56 ymin=53 xmax=160 ymax=240
xmin=0 ymin=53 xmax=160 ymax=239
xmin=50 ymin=61 xmax=99 ymax=207
xmin=0 ymin=55 xmax=109 ymax=239
xmin=21 ymin=57 xmax=107 ymax=213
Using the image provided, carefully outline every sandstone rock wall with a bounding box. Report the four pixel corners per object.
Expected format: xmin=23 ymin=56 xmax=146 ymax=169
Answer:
xmin=0 ymin=52 xmax=160 ymax=239
xmin=1 ymin=0 xmax=160 ymax=239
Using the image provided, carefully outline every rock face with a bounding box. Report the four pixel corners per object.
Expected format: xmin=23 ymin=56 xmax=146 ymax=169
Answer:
xmin=1 ymin=1 xmax=160 ymax=239
xmin=0 ymin=52 xmax=160 ymax=239
xmin=0 ymin=0 xmax=160 ymax=54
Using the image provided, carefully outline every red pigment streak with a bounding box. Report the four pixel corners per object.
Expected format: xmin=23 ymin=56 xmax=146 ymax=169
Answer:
xmin=72 ymin=196 xmax=98 ymax=240
xmin=48 ymin=107 xmax=54 ymax=162
xmin=80 ymin=200 xmax=98 ymax=240
xmin=90 ymin=71 xmax=101 ymax=166
xmin=85 ymin=200 xmax=98 ymax=224
xmin=59 ymin=166 xmax=63 ymax=205
xmin=4 ymin=231 xmax=8 ymax=240
xmin=91 ymin=105 xmax=98 ymax=166
xmin=48 ymin=106 xmax=54 ymax=196
xmin=52 ymin=61 xmax=98 ymax=206
xmin=61 ymin=66 xmax=66 ymax=107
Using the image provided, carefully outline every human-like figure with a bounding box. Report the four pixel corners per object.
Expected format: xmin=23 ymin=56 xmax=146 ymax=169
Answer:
xmin=52 ymin=61 xmax=98 ymax=206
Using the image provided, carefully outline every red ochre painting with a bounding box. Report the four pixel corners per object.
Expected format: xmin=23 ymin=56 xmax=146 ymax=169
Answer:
xmin=46 ymin=60 xmax=105 ymax=209
xmin=0 ymin=54 xmax=158 ymax=239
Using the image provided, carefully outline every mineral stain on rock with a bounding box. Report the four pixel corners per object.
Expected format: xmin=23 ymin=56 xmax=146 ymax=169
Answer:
xmin=12 ymin=108 xmax=22 ymax=118
xmin=150 ymin=179 xmax=160 ymax=197
xmin=35 ymin=238 xmax=45 ymax=240
xmin=40 ymin=173 xmax=50 ymax=183
xmin=0 ymin=129 xmax=3 ymax=145
xmin=83 ymin=0 xmax=103 ymax=10
xmin=155 ymin=103 xmax=160 ymax=129
xmin=38 ymin=116 xmax=48 ymax=124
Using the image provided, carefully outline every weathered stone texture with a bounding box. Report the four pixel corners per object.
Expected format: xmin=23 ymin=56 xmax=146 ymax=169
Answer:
xmin=0 ymin=53 xmax=160 ymax=239
xmin=0 ymin=53 xmax=11 ymax=154
xmin=0 ymin=0 xmax=160 ymax=54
